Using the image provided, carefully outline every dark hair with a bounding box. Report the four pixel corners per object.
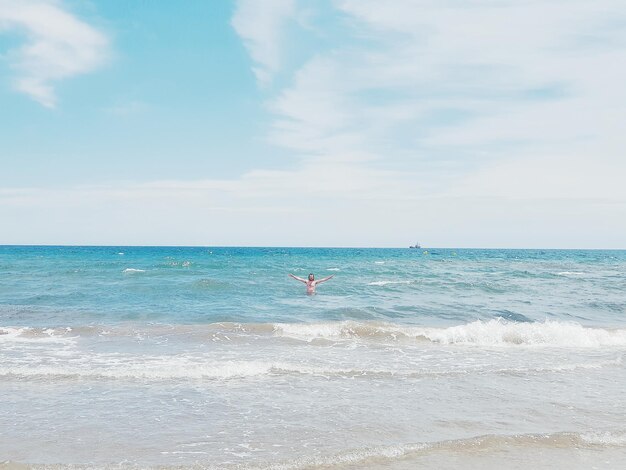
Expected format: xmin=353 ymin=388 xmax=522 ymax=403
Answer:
xmin=308 ymin=273 xmax=314 ymax=277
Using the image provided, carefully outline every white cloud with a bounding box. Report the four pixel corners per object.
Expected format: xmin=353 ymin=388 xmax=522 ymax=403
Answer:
xmin=0 ymin=0 xmax=109 ymax=107
xmin=2 ymin=1 xmax=626 ymax=247
xmin=231 ymin=0 xmax=295 ymax=84
xmin=227 ymin=0 xmax=626 ymax=246
xmin=1 ymin=170 xmax=624 ymax=247
xmin=269 ymin=0 xmax=626 ymax=160
xmin=266 ymin=1 xmax=626 ymax=190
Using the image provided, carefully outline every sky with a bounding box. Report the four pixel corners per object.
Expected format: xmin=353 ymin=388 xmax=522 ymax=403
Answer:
xmin=0 ymin=0 xmax=625 ymax=248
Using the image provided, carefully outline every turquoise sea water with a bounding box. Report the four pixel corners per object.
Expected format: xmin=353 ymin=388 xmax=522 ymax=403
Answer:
xmin=2 ymin=246 xmax=625 ymax=326
xmin=1 ymin=246 xmax=625 ymax=468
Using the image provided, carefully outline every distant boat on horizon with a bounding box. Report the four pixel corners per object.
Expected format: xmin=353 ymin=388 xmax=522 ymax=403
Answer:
xmin=409 ymin=242 xmax=421 ymax=249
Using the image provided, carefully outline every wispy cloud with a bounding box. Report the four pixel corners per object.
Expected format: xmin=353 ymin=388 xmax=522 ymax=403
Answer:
xmin=0 ymin=0 xmax=109 ymax=107
xmin=228 ymin=0 xmax=626 ymax=246
xmin=231 ymin=0 xmax=295 ymax=84
xmin=1 ymin=172 xmax=623 ymax=247
xmin=2 ymin=1 xmax=625 ymax=247
xmin=236 ymin=0 xmax=626 ymax=195
xmin=271 ymin=1 xmax=626 ymax=156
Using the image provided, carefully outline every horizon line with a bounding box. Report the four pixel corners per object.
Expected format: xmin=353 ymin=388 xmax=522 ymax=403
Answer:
xmin=0 ymin=244 xmax=624 ymax=251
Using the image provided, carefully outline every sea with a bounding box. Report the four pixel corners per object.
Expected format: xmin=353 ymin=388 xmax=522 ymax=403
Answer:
xmin=1 ymin=246 xmax=625 ymax=469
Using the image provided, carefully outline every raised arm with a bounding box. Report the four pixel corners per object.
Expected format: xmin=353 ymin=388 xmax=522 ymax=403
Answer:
xmin=289 ymin=273 xmax=307 ymax=283
xmin=315 ymin=274 xmax=334 ymax=284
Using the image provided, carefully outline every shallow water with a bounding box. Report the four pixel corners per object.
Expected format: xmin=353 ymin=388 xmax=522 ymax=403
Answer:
xmin=1 ymin=246 xmax=625 ymax=468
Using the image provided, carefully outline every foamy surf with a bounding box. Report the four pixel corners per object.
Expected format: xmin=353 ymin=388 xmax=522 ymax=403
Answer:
xmin=3 ymin=319 xmax=626 ymax=348
xmin=0 ymin=359 xmax=276 ymax=380
xmin=0 ymin=327 xmax=76 ymax=345
xmin=272 ymin=319 xmax=626 ymax=347
xmin=6 ymin=430 xmax=626 ymax=469
xmin=250 ymin=431 xmax=626 ymax=470
xmin=367 ymin=280 xmax=413 ymax=286
xmin=122 ymin=268 xmax=145 ymax=273
xmin=0 ymin=354 xmax=621 ymax=382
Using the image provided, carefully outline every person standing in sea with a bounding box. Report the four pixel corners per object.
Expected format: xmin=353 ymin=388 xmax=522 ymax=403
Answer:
xmin=289 ymin=273 xmax=334 ymax=294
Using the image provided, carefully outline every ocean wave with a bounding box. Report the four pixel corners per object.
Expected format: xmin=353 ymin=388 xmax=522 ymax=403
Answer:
xmin=122 ymin=268 xmax=145 ymax=273
xmin=274 ymin=359 xmax=624 ymax=379
xmin=0 ymin=359 xmax=275 ymax=380
xmin=581 ymin=430 xmax=626 ymax=446
xmin=252 ymin=430 xmax=626 ymax=470
xmin=3 ymin=319 xmax=626 ymax=348
xmin=3 ymin=356 xmax=620 ymax=382
xmin=367 ymin=280 xmax=412 ymax=286
xmin=273 ymin=319 xmax=626 ymax=347
xmin=0 ymin=323 xmax=278 ymax=343
xmin=0 ymin=359 xmax=399 ymax=381
xmin=6 ymin=430 xmax=626 ymax=469
xmin=161 ymin=260 xmax=192 ymax=268
xmin=0 ymin=326 xmax=76 ymax=345
xmin=556 ymin=271 xmax=587 ymax=277
xmin=418 ymin=319 xmax=626 ymax=347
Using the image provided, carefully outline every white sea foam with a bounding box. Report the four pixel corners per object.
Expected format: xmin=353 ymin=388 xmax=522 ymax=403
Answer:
xmin=417 ymin=319 xmax=626 ymax=347
xmin=5 ymin=320 xmax=626 ymax=349
xmin=274 ymin=322 xmax=355 ymax=339
xmin=1 ymin=354 xmax=621 ymax=382
xmin=0 ymin=327 xmax=76 ymax=345
xmin=123 ymin=268 xmax=145 ymax=273
xmin=368 ymin=280 xmax=412 ymax=286
xmin=260 ymin=443 xmax=427 ymax=470
xmin=0 ymin=327 xmax=25 ymax=339
xmin=273 ymin=320 xmax=626 ymax=347
xmin=326 ymin=267 xmax=341 ymax=271
xmin=255 ymin=431 xmax=626 ymax=470
xmin=581 ymin=430 xmax=626 ymax=446
xmin=277 ymin=358 xmax=624 ymax=379
xmin=492 ymin=357 xmax=623 ymax=375
xmin=0 ymin=358 xmax=417 ymax=381
xmin=0 ymin=359 xmax=276 ymax=380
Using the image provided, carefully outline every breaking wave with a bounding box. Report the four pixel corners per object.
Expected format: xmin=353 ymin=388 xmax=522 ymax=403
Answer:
xmin=3 ymin=319 xmax=626 ymax=348
xmin=272 ymin=319 xmax=626 ymax=347
xmin=367 ymin=280 xmax=413 ymax=286
xmin=251 ymin=430 xmax=626 ymax=470
xmin=1 ymin=354 xmax=621 ymax=382
xmin=6 ymin=430 xmax=626 ymax=469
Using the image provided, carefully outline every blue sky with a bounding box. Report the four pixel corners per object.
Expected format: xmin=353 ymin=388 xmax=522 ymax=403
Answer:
xmin=0 ymin=1 xmax=277 ymax=186
xmin=1 ymin=0 xmax=625 ymax=247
